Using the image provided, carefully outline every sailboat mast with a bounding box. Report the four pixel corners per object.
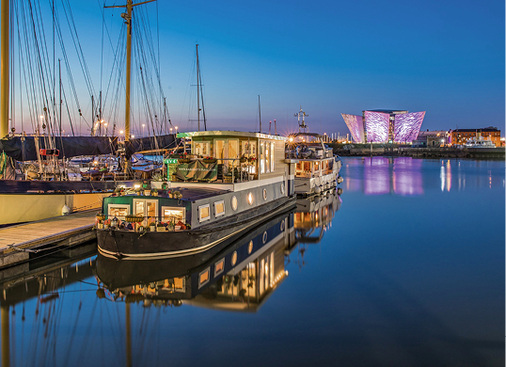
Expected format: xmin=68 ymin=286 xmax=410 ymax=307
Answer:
xmin=124 ymin=0 xmax=133 ymax=142
xmin=105 ymin=0 xmax=156 ymax=141
xmin=196 ymin=44 xmax=200 ymax=132
xmin=0 ymin=0 xmax=9 ymax=138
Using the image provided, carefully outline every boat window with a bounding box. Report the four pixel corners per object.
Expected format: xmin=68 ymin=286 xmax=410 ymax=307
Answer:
xmin=198 ymin=204 xmax=211 ymax=222
xmin=231 ymin=251 xmax=238 ymax=266
xmin=248 ymin=240 xmax=253 ymax=254
xmin=215 ymin=140 xmax=225 ymax=160
xmin=270 ymin=142 xmax=275 ymax=172
xmin=198 ymin=268 xmax=210 ymax=288
xmin=247 ymin=192 xmax=254 ymax=205
xmin=259 ymin=141 xmax=265 ymax=173
xmin=214 ymin=200 xmax=225 ymax=217
xmin=194 ymin=141 xmax=210 ymax=156
xmin=162 ymin=206 xmax=185 ymax=224
xmin=228 ymin=140 xmax=239 ymax=161
xmin=214 ymin=258 xmax=225 ymax=276
xmin=262 ymin=188 xmax=267 ymax=201
xmin=173 ymin=277 xmax=186 ymax=292
xmin=241 ymin=140 xmax=256 ymax=156
xmin=264 ymin=142 xmax=270 ymax=173
xmin=133 ymin=199 xmax=158 ymax=221
xmin=231 ymin=196 xmax=238 ymax=211
xmin=108 ymin=204 xmax=130 ymax=220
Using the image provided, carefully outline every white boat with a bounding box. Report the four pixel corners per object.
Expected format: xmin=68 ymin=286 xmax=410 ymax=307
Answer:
xmin=464 ymin=137 xmax=496 ymax=148
xmin=96 ymin=130 xmax=297 ymax=260
xmin=285 ymin=112 xmax=341 ymax=196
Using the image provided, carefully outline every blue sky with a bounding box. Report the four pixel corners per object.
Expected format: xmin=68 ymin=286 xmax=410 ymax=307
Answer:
xmin=15 ymin=0 xmax=505 ymax=136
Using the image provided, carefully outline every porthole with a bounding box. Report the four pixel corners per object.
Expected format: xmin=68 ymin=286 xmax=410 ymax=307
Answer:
xmin=231 ymin=196 xmax=238 ymax=211
xmin=280 ymin=220 xmax=285 ymax=232
xmin=247 ymin=192 xmax=254 ymax=205
xmin=231 ymin=251 xmax=238 ymax=266
xmin=280 ymin=183 xmax=285 ymax=194
xmin=248 ymin=240 xmax=253 ymax=254
xmin=262 ymin=188 xmax=267 ymax=200
xmin=262 ymin=231 xmax=267 ymax=244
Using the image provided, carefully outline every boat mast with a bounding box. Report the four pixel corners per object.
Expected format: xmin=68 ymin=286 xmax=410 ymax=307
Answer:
xmin=0 ymin=0 xmax=9 ymax=138
xmin=196 ymin=44 xmax=200 ymax=132
xmin=105 ymin=0 xmax=156 ymax=142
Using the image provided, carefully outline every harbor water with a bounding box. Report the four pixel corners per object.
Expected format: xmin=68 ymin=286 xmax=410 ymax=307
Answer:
xmin=0 ymin=157 xmax=503 ymax=366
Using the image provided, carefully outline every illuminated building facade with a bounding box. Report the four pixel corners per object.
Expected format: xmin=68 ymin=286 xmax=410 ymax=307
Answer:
xmin=450 ymin=127 xmax=501 ymax=147
xmin=341 ymin=109 xmax=426 ymax=143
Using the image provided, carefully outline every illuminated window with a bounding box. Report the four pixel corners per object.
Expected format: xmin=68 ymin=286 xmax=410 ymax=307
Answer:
xmin=260 ymin=141 xmax=265 ymax=173
xmin=173 ymin=277 xmax=185 ymax=292
xmin=194 ymin=141 xmax=210 ymax=156
xmin=214 ymin=200 xmax=225 ymax=217
xmin=270 ymin=142 xmax=275 ymax=172
xmin=231 ymin=196 xmax=238 ymax=211
xmin=108 ymin=204 xmax=130 ymax=220
xmin=248 ymin=240 xmax=253 ymax=254
xmin=198 ymin=204 xmax=210 ymax=222
xmin=162 ymin=206 xmax=185 ymax=224
xmin=265 ymin=142 xmax=270 ymax=173
xmin=247 ymin=192 xmax=254 ymax=205
xmin=214 ymin=258 xmax=225 ymax=276
xmin=231 ymin=251 xmax=238 ymax=266
xmin=199 ymin=268 xmax=210 ymax=288
xmin=133 ymin=199 xmax=158 ymax=221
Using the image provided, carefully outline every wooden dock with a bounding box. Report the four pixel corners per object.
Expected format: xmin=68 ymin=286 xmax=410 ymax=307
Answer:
xmin=0 ymin=210 xmax=98 ymax=268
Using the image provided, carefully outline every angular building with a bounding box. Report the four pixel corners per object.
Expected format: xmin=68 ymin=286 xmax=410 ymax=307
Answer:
xmin=341 ymin=109 xmax=425 ymax=143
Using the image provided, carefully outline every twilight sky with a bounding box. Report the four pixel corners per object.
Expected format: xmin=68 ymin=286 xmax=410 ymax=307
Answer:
xmin=16 ymin=0 xmax=505 ymax=137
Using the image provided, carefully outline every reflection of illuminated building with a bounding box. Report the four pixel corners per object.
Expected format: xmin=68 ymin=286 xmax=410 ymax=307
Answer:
xmin=96 ymin=213 xmax=296 ymax=312
xmin=343 ymin=157 xmax=424 ymax=196
xmin=293 ymin=190 xmax=341 ymax=244
xmin=342 ymin=109 xmax=425 ymax=143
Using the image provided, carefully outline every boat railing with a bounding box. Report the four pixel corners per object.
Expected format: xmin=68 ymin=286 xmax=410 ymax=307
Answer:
xmin=167 ymin=157 xmax=257 ymax=183
xmin=96 ymin=215 xmax=190 ymax=232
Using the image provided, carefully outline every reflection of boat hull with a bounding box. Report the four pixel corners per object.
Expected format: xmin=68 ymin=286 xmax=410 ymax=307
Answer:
xmin=97 ymin=196 xmax=295 ymax=260
xmin=96 ymin=209 xmax=294 ymax=290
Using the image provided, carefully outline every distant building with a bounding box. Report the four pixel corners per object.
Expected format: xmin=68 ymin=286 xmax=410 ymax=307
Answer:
xmin=414 ymin=130 xmax=450 ymax=147
xmin=341 ymin=109 xmax=425 ymax=144
xmin=450 ymin=127 xmax=501 ymax=147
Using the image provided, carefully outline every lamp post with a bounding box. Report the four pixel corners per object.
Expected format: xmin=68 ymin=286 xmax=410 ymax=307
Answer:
xmin=142 ymin=123 xmax=145 ymax=137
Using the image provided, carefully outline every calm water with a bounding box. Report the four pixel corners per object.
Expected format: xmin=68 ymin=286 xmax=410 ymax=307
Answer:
xmin=0 ymin=157 xmax=504 ymax=367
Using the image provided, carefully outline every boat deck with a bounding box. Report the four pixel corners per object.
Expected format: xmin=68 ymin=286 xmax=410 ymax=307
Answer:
xmin=0 ymin=210 xmax=98 ymax=268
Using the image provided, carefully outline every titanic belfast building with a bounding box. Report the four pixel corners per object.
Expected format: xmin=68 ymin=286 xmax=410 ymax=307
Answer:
xmin=341 ymin=109 xmax=425 ymax=143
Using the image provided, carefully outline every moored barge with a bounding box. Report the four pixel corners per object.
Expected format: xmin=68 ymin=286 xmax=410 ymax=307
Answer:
xmin=97 ymin=131 xmax=297 ymax=259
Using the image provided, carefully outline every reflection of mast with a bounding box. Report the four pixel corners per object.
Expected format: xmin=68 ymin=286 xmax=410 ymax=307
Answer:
xmin=1 ymin=305 xmax=9 ymax=367
xmin=126 ymin=303 xmax=132 ymax=367
xmin=0 ymin=0 xmax=9 ymax=138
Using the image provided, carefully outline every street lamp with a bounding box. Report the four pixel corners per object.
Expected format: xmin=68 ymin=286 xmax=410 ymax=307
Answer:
xmin=142 ymin=123 xmax=145 ymax=137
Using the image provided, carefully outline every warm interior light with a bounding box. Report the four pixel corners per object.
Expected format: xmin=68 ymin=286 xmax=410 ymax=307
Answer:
xmin=247 ymin=192 xmax=254 ymax=205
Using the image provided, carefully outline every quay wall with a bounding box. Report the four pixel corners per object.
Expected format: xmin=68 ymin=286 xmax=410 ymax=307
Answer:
xmin=330 ymin=143 xmax=505 ymax=160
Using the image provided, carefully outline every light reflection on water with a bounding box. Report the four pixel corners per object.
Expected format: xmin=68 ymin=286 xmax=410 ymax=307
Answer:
xmin=0 ymin=157 xmax=503 ymax=366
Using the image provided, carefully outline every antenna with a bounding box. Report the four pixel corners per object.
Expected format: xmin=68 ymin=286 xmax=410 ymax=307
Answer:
xmin=258 ymin=95 xmax=262 ymax=133
xmin=294 ymin=106 xmax=308 ymax=133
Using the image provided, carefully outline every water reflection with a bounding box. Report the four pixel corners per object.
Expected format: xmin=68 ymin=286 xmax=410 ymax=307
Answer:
xmin=96 ymin=211 xmax=296 ymax=312
xmin=344 ymin=157 xmax=424 ymax=195
xmin=343 ymin=156 xmax=504 ymax=194
xmin=294 ymin=190 xmax=342 ymax=244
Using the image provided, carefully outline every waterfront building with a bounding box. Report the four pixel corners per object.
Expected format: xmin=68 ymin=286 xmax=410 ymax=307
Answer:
xmin=450 ymin=127 xmax=501 ymax=147
xmin=341 ymin=109 xmax=426 ymax=144
xmin=413 ymin=130 xmax=450 ymax=147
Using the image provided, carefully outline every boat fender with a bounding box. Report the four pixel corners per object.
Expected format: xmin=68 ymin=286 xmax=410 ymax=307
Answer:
xmin=62 ymin=205 xmax=71 ymax=216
